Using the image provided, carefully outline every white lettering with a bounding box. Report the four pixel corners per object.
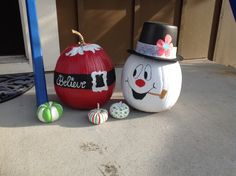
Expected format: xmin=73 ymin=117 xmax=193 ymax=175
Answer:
xmin=56 ymin=75 xmax=86 ymax=89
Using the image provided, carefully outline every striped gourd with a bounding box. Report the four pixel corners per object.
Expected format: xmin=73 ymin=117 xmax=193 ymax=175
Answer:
xmin=88 ymin=104 xmax=108 ymax=125
xmin=37 ymin=101 xmax=63 ymax=123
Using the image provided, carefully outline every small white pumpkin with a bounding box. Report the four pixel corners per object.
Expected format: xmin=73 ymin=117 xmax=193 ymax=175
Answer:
xmin=88 ymin=103 xmax=108 ymax=125
xmin=109 ymin=101 xmax=130 ymax=119
xmin=122 ymin=55 xmax=182 ymax=112
xmin=37 ymin=101 xmax=63 ymax=123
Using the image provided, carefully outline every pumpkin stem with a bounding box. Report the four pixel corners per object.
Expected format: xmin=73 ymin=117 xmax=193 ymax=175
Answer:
xmin=72 ymin=29 xmax=85 ymax=45
xmin=97 ymin=103 xmax=100 ymax=110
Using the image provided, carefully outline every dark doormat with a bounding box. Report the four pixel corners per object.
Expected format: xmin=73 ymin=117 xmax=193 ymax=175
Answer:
xmin=0 ymin=73 xmax=34 ymax=103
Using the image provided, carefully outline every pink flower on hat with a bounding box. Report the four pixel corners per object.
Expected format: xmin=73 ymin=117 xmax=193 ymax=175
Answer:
xmin=156 ymin=34 xmax=173 ymax=57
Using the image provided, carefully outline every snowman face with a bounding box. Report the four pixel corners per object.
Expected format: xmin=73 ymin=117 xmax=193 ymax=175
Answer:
xmin=124 ymin=56 xmax=165 ymax=101
xmin=122 ymin=54 xmax=182 ymax=112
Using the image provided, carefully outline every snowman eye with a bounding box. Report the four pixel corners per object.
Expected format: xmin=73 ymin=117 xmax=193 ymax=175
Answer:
xmin=144 ymin=64 xmax=152 ymax=81
xmin=133 ymin=64 xmax=143 ymax=79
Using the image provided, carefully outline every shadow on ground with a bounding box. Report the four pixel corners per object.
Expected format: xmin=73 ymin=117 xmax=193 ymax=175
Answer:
xmin=0 ymin=93 xmax=156 ymax=128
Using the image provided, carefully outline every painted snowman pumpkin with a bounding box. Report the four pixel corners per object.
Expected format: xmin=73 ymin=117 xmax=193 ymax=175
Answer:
xmin=122 ymin=21 xmax=182 ymax=112
xmin=122 ymin=55 xmax=182 ymax=112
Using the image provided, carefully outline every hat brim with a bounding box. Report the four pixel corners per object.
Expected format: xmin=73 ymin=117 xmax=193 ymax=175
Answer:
xmin=127 ymin=49 xmax=183 ymax=62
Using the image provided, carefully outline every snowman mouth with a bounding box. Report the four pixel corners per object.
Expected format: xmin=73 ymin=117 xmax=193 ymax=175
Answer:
xmin=131 ymin=89 xmax=148 ymax=100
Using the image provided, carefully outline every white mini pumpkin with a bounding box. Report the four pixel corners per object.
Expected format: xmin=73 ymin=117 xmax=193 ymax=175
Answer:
xmin=109 ymin=101 xmax=130 ymax=119
xmin=88 ymin=104 xmax=108 ymax=125
xmin=121 ymin=55 xmax=182 ymax=112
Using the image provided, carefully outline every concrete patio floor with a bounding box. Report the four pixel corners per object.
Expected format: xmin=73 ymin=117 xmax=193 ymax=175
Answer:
xmin=0 ymin=59 xmax=236 ymax=176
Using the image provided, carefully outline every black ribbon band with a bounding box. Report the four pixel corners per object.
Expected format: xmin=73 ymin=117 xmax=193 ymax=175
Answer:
xmin=54 ymin=68 xmax=116 ymax=91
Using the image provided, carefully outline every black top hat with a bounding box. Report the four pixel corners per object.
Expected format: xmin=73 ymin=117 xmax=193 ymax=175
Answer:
xmin=128 ymin=21 xmax=183 ymax=62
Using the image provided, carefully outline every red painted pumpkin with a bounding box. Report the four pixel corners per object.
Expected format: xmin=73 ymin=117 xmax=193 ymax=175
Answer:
xmin=54 ymin=30 xmax=116 ymax=109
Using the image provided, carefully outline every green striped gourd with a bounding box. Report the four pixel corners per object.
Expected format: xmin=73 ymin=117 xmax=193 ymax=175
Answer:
xmin=37 ymin=101 xmax=63 ymax=123
xmin=88 ymin=103 xmax=108 ymax=125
